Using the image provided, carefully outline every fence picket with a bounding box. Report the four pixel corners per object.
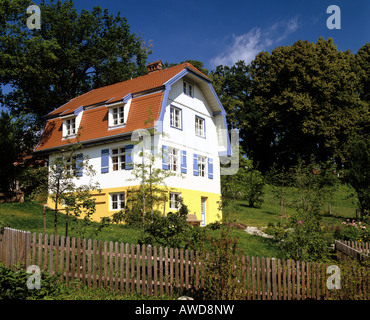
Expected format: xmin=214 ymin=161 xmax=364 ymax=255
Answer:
xmin=1 ymin=227 xmax=369 ymax=300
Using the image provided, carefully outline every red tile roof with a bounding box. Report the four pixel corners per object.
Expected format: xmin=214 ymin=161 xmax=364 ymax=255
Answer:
xmin=34 ymin=63 xmax=207 ymax=153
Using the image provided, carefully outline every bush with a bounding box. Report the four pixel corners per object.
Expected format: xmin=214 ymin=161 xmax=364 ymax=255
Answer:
xmin=0 ymin=264 xmax=61 ymax=300
xmin=336 ymin=219 xmax=370 ymax=242
xmin=195 ymin=224 xmax=245 ymax=300
xmin=270 ymin=210 xmax=331 ymax=262
xmin=138 ymin=202 xmax=207 ymax=250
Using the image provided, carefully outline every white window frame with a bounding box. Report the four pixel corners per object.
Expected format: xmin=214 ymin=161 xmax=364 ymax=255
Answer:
xmin=195 ymin=116 xmax=205 ymax=137
xmin=168 ymin=147 xmax=179 ymax=172
xmin=110 ymin=192 xmax=125 ymax=211
xmin=65 ymin=156 xmax=76 ymax=174
xmin=169 ymin=192 xmax=181 ymax=210
xmin=111 ymin=147 xmax=125 ymax=171
xmin=183 ymin=80 xmax=194 ymax=97
xmin=112 ymin=106 xmax=124 ymax=126
xmin=170 ymin=106 xmax=182 ymax=129
xmin=198 ymin=155 xmax=207 ymax=177
xmin=63 ymin=117 xmax=76 ymax=138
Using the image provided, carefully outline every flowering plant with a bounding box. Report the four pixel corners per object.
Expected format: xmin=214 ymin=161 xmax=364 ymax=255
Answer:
xmin=339 ymin=219 xmax=369 ymax=242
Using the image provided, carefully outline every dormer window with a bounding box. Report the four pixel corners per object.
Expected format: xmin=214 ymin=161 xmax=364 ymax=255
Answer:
xmin=108 ymin=102 xmax=127 ymax=128
xmin=62 ymin=116 xmax=77 ymax=138
xmin=112 ymin=106 xmax=124 ymax=126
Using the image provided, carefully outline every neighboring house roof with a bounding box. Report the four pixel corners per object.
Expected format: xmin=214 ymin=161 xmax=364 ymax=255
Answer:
xmin=34 ymin=62 xmax=230 ymax=155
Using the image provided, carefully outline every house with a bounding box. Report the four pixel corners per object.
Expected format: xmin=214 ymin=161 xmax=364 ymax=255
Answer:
xmin=33 ymin=61 xmax=231 ymax=226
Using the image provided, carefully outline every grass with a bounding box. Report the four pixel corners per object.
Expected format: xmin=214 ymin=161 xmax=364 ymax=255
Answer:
xmin=0 ymin=182 xmax=358 ymax=260
xmin=226 ymin=183 xmax=358 ymax=228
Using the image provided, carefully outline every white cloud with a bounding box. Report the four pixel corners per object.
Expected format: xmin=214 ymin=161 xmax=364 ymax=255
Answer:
xmin=210 ymin=17 xmax=299 ymax=67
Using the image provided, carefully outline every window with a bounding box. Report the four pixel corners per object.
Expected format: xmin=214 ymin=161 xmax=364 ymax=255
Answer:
xmin=65 ymin=156 xmax=76 ymax=173
xmin=170 ymin=106 xmax=182 ymax=129
xmin=110 ymin=192 xmax=125 ymax=210
xmin=195 ymin=116 xmax=205 ymax=137
xmin=168 ymin=147 xmax=179 ymax=172
xmin=111 ymin=147 xmax=125 ymax=171
xmin=183 ymin=81 xmax=194 ymax=97
xmin=169 ymin=192 xmax=181 ymax=210
xmin=112 ymin=106 xmax=124 ymax=126
xmin=64 ymin=118 xmax=76 ymax=137
xmin=198 ymin=155 xmax=207 ymax=177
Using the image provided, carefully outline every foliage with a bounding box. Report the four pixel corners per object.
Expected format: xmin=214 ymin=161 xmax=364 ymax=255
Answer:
xmin=266 ymin=210 xmax=330 ymax=262
xmin=247 ymin=38 xmax=368 ymax=172
xmin=19 ymin=166 xmax=48 ymax=202
xmin=195 ymin=223 xmax=245 ymax=300
xmin=0 ymin=0 xmax=151 ymax=124
xmin=289 ymin=157 xmax=338 ymax=214
xmin=0 ymin=111 xmax=36 ymax=192
xmin=331 ymin=259 xmax=370 ymax=300
xmin=335 ymin=219 xmax=370 ymax=242
xmin=47 ymin=135 xmax=100 ymax=238
xmin=138 ymin=200 xmax=206 ymax=251
xmin=221 ymin=151 xmax=265 ymax=208
xmin=0 ymin=264 xmax=61 ymax=300
xmin=345 ymin=135 xmax=370 ymax=216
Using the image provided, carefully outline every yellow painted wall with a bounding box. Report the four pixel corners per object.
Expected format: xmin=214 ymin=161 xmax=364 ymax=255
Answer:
xmin=47 ymin=185 xmax=222 ymax=225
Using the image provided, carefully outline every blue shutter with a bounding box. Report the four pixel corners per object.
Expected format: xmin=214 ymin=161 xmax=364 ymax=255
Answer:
xmin=208 ymin=158 xmax=213 ymax=179
xmin=162 ymin=145 xmax=169 ymax=170
xmin=125 ymin=145 xmax=134 ymax=170
xmin=101 ymin=149 xmax=109 ymax=174
xmin=193 ymin=154 xmax=199 ymax=176
xmin=76 ymin=153 xmax=83 ymax=177
xmin=181 ymin=150 xmax=187 ymax=174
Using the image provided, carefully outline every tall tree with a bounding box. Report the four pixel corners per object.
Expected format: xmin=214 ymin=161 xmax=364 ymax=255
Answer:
xmin=0 ymin=0 xmax=151 ymax=123
xmin=248 ymin=38 xmax=368 ymax=172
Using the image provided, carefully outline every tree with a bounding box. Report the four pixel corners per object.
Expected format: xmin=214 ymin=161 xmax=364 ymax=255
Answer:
xmin=289 ymin=157 xmax=338 ymax=214
xmin=221 ymin=147 xmax=265 ymax=209
xmin=346 ymin=135 xmax=370 ymax=216
xmin=47 ymin=137 xmax=99 ymax=238
xmin=248 ymin=38 xmax=368 ymax=172
xmin=0 ymin=111 xmax=36 ymax=192
xmin=0 ymin=0 xmax=151 ymax=123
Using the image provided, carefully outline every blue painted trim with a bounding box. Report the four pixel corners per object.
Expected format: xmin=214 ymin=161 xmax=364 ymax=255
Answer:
xmin=125 ymin=144 xmax=134 ymax=170
xmin=208 ymin=83 xmax=232 ymax=156
xmin=74 ymin=105 xmax=84 ymax=116
xmin=101 ymin=149 xmax=109 ymax=174
xmin=181 ymin=150 xmax=187 ymax=174
xmin=76 ymin=153 xmax=83 ymax=177
xmin=208 ymin=157 xmax=213 ymax=179
xmin=193 ymin=154 xmax=199 ymax=176
xmin=162 ymin=145 xmax=169 ymax=170
xmin=122 ymin=93 xmax=132 ymax=103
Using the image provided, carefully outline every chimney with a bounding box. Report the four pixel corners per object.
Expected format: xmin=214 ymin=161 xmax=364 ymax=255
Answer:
xmin=147 ymin=60 xmax=163 ymax=73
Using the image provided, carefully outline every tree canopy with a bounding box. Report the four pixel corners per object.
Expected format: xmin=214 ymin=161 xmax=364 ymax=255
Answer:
xmin=0 ymin=0 xmax=151 ymax=123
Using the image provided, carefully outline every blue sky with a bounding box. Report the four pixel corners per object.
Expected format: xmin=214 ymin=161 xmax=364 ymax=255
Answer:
xmin=1 ymin=0 xmax=369 ymax=110
xmin=72 ymin=0 xmax=369 ymax=70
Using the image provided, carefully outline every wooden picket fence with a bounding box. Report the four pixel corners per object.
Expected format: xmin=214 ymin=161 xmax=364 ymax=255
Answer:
xmin=0 ymin=227 xmax=367 ymax=299
xmin=335 ymin=240 xmax=369 ymax=261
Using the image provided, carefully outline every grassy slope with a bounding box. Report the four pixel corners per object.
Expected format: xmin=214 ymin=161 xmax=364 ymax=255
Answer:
xmin=0 ymin=183 xmax=357 ymax=259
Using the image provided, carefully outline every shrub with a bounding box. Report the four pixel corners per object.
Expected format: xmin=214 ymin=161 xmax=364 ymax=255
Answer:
xmin=0 ymin=264 xmax=61 ymax=300
xmin=336 ymin=219 xmax=370 ymax=242
xmin=195 ymin=224 xmax=245 ymax=300
xmin=271 ymin=210 xmax=331 ymax=262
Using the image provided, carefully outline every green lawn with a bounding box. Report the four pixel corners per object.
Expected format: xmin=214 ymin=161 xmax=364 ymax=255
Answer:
xmin=0 ymin=183 xmax=358 ymax=259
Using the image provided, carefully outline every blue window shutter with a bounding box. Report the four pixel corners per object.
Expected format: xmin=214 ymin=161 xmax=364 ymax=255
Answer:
xmin=193 ymin=154 xmax=199 ymax=176
xmin=76 ymin=153 xmax=83 ymax=177
xmin=162 ymin=145 xmax=169 ymax=170
xmin=101 ymin=149 xmax=109 ymax=174
xmin=181 ymin=150 xmax=187 ymax=174
xmin=208 ymin=158 xmax=213 ymax=179
xmin=125 ymin=145 xmax=134 ymax=170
